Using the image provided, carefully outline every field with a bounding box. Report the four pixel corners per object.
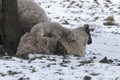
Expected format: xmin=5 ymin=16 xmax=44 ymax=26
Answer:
xmin=0 ymin=0 xmax=120 ymax=80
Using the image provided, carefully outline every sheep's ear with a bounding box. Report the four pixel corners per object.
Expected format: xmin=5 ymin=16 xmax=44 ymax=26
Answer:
xmin=84 ymin=24 xmax=89 ymax=30
xmin=84 ymin=24 xmax=90 ymax=34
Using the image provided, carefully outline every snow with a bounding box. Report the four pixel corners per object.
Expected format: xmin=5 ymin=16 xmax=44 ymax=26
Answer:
xmin=0 ymin=0 xmax=120 ymax=80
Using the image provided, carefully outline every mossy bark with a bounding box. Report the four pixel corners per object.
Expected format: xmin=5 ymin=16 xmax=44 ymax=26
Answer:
xmin=1 ymin=0 xmax=22 ymax=55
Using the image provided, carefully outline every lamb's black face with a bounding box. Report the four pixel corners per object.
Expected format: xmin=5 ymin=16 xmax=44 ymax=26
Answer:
xmin=84 ymin=24 xmax=92 ymax=45
xmin=87 ymin=36 xmax=92 ymax=45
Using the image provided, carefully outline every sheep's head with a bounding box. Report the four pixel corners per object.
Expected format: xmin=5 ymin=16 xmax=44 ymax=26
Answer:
xmin=72 ymin=24 xmax=92 ymax=47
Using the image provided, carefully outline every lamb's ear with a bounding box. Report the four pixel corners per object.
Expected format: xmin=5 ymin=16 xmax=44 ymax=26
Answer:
xmin=84 ymin=24 xmax=90 ymax=34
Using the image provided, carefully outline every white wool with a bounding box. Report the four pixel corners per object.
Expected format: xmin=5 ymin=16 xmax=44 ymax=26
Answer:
xmin=17 ymin=0 xmax=49 ymax=33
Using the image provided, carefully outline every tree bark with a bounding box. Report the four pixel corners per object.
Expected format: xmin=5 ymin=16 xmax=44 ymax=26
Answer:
xmin=1 ymin=0 xmax=22 ymax=55
xmin=0 ymin=0 xmax=4 ymax=56
xmin=0 ymin=0 xmax=2 ymax=31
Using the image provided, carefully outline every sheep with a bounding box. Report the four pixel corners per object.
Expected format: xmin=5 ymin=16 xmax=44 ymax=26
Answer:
xmin=16 ymin=22 xmax=92 ymax=57
xmin=17 ymin=0 xmax=49 ymax=33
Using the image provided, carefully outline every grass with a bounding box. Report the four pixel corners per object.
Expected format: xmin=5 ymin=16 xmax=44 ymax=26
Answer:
xmin=103 ymin=16 xmax=118 ymax=26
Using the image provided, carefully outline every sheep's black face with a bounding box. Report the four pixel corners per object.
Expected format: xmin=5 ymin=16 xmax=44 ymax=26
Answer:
xmin=84 ymin=24 xmax=92 ymax=45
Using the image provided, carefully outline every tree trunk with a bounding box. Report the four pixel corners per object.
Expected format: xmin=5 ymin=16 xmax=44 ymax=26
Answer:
xmin=0 ymin=0 xmax=2 ymax=32
xmin=0 ymin=0 xmax=4 ymax=56
xmin=1 ymin=0 xmax=22 ymax=55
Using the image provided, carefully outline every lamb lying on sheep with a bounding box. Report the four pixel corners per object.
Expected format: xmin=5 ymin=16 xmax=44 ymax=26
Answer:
xmin=16 ymin=22 xmax=92 ymax=57
xmin=17 ymin=0 xmax=49 ymax=33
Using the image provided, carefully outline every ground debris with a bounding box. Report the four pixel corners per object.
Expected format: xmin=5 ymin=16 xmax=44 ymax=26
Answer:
xmin=99 ymin=56 xmax=113 ymax=64
xmin=84 ymin=76 xmax=91 ymax=80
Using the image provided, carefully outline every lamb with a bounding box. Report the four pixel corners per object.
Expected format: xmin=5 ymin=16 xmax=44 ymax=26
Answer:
xmin=17 ymin=0 xmax=49 ymax=33
xmin=16 ymin=22 xmax=76 ymax=57
xmin=16 ymin=22 xmax=92 ymax=57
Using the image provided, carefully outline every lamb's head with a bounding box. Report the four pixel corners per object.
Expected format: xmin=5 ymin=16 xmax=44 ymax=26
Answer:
xmin=72 ymin=24 xmax=92 ymax=46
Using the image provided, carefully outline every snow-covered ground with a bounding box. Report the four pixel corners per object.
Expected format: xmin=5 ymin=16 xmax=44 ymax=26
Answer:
xmin=0 ymin=0 xmax=120 ymax=80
